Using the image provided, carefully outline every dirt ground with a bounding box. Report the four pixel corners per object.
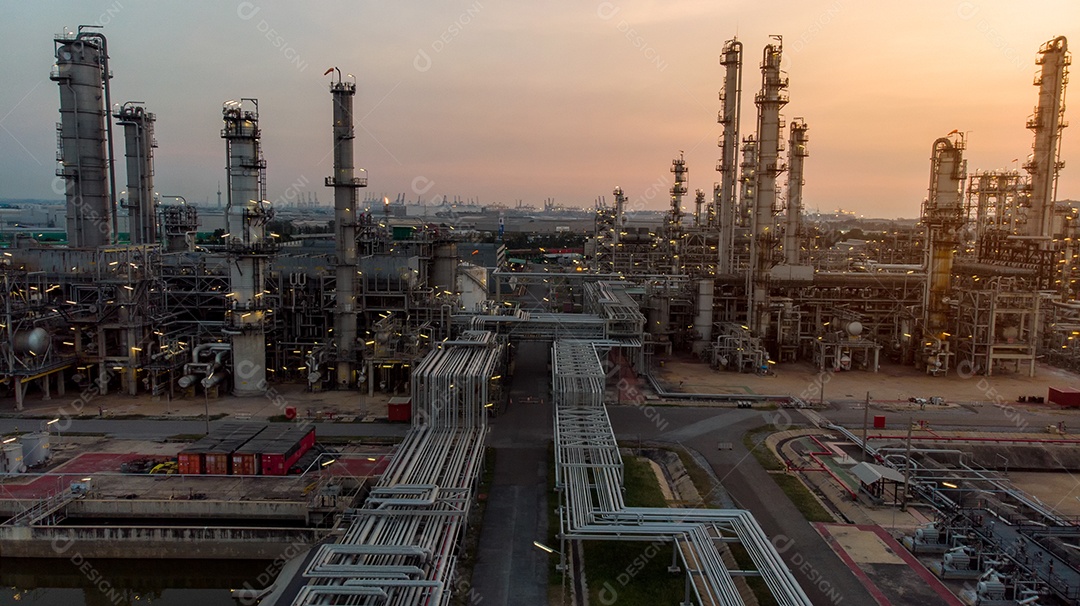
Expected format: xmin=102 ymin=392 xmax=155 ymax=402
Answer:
xmin=1007 ymin=471 xmax=1080 ymax=516
xmin=2 ymin=382 xmax=394 ymax=421
xmin=651 ymin=355 xmax=1080 ymax=405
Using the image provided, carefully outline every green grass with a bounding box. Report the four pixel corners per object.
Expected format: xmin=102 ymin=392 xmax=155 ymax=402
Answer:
xmin=728 ymin=543 xmax=779 ymax=606
xmin=770 ymin=473 xmax=834 ymax=523
xmin=584 ymin=454 xmax=683 ymax=605
xmin=742 ymin=425 xmax=835 ymax=523
xmin=674 ymin=447 xmax=718 ymax=508
xmin=742 ymin=424 xmax=785 ymax=471
xmin=743 ymin=423 xmax=833 ymax=522
xmin=620 ymin=453 xmax=669 ymax=508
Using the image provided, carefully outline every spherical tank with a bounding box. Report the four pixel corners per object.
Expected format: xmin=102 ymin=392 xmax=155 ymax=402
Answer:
xmin=20 ymin=432 xmax=51 ymax=467
xmin=13 ymin=328 xmax=50 ymax=355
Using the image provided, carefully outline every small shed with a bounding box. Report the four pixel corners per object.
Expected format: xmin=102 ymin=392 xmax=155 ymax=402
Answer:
xmin=851 ymin=461 xmax=905 ymax=505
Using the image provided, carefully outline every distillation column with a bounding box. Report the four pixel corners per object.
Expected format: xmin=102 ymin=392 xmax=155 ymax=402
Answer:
xmin=114 ymin=103 xmax=158 ymax=245
xmin=669 ymin=153 xmax=688 ymax=273
xmin=717 ymin=38 xmax=743 ymax=274
xmin=1025 ymin=36 xmax=1069 ymax=238
xmin=325 ymin=71 xmax=367 ymax=389
xmin=750 ymin=38 xmax=788 ymax=337
xmin=222 ymin=99 xmax=272 ymax=396
xmin=922 ymin=135 xmax=966 ymax=374
xmin=785 ymin=119 xmax=808 ymax=265
xmin=51 ymin=29 xmax=116 ymax=247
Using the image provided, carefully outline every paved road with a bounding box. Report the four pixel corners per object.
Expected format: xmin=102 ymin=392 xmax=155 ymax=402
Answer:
xmin=471 ymin=340 xmax=552 ymax=606
xmin=608 ymin=405 xmax=877 ymax=606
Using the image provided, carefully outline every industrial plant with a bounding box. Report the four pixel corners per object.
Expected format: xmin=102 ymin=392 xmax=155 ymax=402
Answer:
xmin=1 ymin=21 xmax=1079 ymax=606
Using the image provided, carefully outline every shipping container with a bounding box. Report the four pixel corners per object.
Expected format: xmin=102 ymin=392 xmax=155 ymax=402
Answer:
xmin=388 ymin=397 xmax=411 ymax=423
xmin=1049 ymin=387 xmax=1080 ymax=408
xmin=178 ymin=423 xmax=267 ymax=475
xmin=204 ymin=452 xmax=230 ymax=475
xmin=260 ymin=427 xmax=317 ymax=475
xmin=178 ymin=452 xmax=204 ymax=475
xmin=231 ymin=451 xmax=260 ymax=476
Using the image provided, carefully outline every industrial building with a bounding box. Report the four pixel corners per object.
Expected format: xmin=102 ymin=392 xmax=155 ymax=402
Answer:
xmin=0 ymin=22 xmax=1078 ymax=606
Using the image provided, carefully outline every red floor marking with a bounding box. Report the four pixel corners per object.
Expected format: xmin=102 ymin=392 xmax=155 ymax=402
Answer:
xmin=813 ymin=522 xmax=892 ymax=606
xmin=813 ymin=522 xmax=964 ymax=606
xmin=861 ymin=524 xmax=964 ymax=606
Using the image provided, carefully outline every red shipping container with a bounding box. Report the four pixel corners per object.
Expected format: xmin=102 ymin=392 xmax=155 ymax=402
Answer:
xmin=1049 ymin=387 xmax=1080 ymax=408
xmin=232 ymin=452 xmax=259 ymax=476
xmin=204 ymin=453 xmax=230 ymax=475
xmin=388 ymin=397 xmax=411 ymax=423
xmin=178 ymin=452 xmax=203 ymax=475
xmin=261 ymin=453 xmax=286 ymax=476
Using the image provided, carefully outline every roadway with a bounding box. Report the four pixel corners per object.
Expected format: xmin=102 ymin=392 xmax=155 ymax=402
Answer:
xmin=470 ymin=340 xmax=552 ymax=606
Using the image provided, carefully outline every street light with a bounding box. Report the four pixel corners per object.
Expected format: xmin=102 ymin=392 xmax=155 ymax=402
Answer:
xmin=46 ymin=418 xmax=62 ymax=449
xmin=532 ymin=540 xmax=557 ymax=554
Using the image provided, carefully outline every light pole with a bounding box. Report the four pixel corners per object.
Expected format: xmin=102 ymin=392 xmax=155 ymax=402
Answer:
xmin=46 ymin=418 xmax=61 ymax=449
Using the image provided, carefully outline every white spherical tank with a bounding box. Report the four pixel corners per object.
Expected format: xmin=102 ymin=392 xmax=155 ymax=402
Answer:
xmin=13 ymin=328 xmax=50 ymax=355
xmin=20 ymin=432 xmax=51 ymax=467
xmin=2 ymin=443 xmax=25 ymax=474
xmin=846 ymin=321 xmax=863 ymax=337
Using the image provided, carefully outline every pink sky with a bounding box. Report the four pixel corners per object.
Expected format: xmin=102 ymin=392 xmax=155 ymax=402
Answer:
xmin=0 ymin=1 xmax=1076 ymax=218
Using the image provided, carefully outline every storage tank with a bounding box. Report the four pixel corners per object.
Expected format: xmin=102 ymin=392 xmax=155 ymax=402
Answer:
xmin=20 ymin=432 xmax=50 ymax=467
xmin=13 ymin=328 xmax=50 ymax=355
xmin=2 ymin=443 xmax=25 ymax=474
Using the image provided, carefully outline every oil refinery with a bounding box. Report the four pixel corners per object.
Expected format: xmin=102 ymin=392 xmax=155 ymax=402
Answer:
xmin=2 ymin=20 xmax=1080 ymax=606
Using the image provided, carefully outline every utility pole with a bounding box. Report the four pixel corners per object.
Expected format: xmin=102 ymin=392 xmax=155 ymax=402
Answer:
xmin=862 ymin=391 xmax=870 ymax=462
xmin=901 ymin=416 xmax=912 ymax=511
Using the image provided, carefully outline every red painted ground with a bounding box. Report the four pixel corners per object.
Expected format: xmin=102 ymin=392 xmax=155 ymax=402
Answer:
xmin=327 ymin=456 xmax=390 ymax=479
xmin=813 ymin=522 xmax=964 ymax=606
xmin=0 ymin=452 xmax=147 ymax=500
xmin=0 ymin=452 xmax=390 ymax=502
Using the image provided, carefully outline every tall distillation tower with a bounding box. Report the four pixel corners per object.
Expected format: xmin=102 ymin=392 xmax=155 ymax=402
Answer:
xmin=114 ymin=103 xmax=158 ymax=245
xmin=669 ymin=153 xmax=688 ymax=273
xmin=1025 ymin=36 xmax=1070 ymax=239
xmin=922 ymin=134 xmax=966 ymax=375
xmin=222 ymin=99 xmax=273 ymax=396
xmin=750 ymin=37 xmax=788 ymax=336
xmin=785 ymin=119 xmax=808 ymax=265
xmin=325 ymin=69 xmax=367 ymax=389
xmin=50 ymin=28 xmax=117 ymax=247
xmin=717 ymin=38 xmax=743 ymax=275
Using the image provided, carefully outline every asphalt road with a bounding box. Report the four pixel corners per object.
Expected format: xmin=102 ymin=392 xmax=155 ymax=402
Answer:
xmin=471 ymin=340 xmax=552 ymax=606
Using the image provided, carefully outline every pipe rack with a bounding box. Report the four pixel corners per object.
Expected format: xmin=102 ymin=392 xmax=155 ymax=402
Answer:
xmin=292 ymin=330 xmax=502 ymax=605
xmin=551 ymin=340 xmax=811 ymax=605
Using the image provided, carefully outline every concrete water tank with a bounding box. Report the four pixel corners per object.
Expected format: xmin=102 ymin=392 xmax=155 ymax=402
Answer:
xmin=2 ymin=443 xmax=25 ymax=474
xmin=13 ymin=328 xmax=50 ymax=355
xmin=20 ymin=432 xmax=50 ymax=467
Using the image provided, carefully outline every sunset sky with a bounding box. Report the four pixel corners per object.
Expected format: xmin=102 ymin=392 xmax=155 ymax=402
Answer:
xmin=0 ymin=1 xmax=1077 ymax=218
